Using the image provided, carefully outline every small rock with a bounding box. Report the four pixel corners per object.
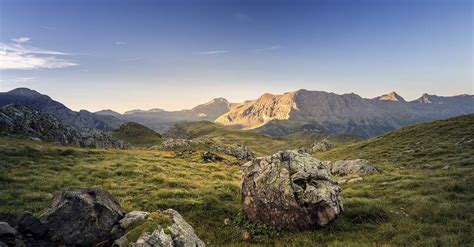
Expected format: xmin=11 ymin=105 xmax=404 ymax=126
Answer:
xmin=120 ymin=211 xmax=149 ymax=230
xmin=0 ymin=222 xmax=16 ymax=236
xmin=442 ymin=164 xmax=450 ymax=170
xmin=326 ymin=159 xmax=382 ymax=176
xmin=310 ymin=139 xmax=335 ymax=152
xmin=240 ymin=229 xmax=251 ymax=241
xmin=202 ymin=151 xmax=224 ymax=162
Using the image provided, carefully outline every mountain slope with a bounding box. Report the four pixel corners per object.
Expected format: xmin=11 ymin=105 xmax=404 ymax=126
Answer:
xmin=0 ymin=104 xmax=127 ymax=148
xmin=97 ymin=97 xmax=231 ymax=133
xmin=216 ymin=89 xmax=474 ymax=137
xmin=0 ymin=88 xmax=123 ymax=131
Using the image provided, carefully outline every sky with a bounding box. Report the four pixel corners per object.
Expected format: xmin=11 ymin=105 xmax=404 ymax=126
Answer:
xmin=0 ymin=0 xmax=472 ymax=113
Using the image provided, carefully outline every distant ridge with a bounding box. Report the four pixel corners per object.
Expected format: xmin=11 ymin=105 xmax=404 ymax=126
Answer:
xmin=0 ymin=88 xmax=123 ymax=131
xmin=216 ymin=89 xmax=474 ymax=137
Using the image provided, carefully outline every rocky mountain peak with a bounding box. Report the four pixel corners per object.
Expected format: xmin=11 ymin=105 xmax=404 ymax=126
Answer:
xmin=374 ymin=91 xmax=406 ymax=102
xmin=417 ymin=93 xmax=433 ymax=103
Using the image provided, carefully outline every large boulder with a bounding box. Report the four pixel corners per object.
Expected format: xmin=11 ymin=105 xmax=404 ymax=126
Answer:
xmin=39 ymin=188 xmax=124 ymax=245
xmin=241 ymin=150 xmax=343 ymax=231
xmin=326 ymin=159 xmax=382 ymax=176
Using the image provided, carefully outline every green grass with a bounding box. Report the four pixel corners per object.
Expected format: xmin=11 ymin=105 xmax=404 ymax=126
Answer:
xmin=0 ymin=115 xmax=473 ymax=246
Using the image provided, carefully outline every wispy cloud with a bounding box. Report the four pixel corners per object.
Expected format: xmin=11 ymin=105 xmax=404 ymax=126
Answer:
xmin=115 ymin=41 xmax=127 ymax=45
xmin=235 ymin=13 xmax=252 ymax=23
xmin=12 ymin=37 xmax=31 ymax=43
xmin=196 ymin=50 xmax=229 ymax=55
xmin=40 ymin=25 xmax=56 ymax=30
xmin=0 ymin=38 xmax=77 ymax=70
xmin=255 ymin=45 xmax=282 ymax=53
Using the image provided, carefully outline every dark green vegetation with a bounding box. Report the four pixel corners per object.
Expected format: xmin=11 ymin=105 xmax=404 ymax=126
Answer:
xmin=0 ymin=114 xmax=473 ymax=246
xmin=111 ymin=122 xmax=162 ymax=147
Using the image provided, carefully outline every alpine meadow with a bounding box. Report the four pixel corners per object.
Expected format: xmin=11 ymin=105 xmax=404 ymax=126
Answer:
xmin=0 ymin=0 xmax=473 ymax=246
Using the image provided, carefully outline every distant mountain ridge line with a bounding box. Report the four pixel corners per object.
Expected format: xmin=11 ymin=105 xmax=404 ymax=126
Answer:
xmin=1 ymin=87 xmax=472 ymax=137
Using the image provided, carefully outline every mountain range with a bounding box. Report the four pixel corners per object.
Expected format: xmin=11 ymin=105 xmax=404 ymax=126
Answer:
xmin=0 ymin=88 xmax=472 ymax=137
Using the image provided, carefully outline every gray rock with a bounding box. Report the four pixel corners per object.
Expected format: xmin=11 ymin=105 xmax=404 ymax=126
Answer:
xmin=160 ymin=138 xmax=255 ymax=161
xmin=0 ymin=222 xmax=16 ymax=236
xmin=241 ymin=150 xmax=343 ymax=231
xmin=120 ymin=211 xmax=150 ymax=230
xmin=326 ymin=159 xmax=382 ymax=176
xmin=310 ymin=139 xmax=335 ymax=152
xmin=39 ymin=188 xmax=124 ymax=245
xmin=127 ymin=209 xmax=205 ymax=247
xmin=165 ymin=209 xmax=205 ymax=247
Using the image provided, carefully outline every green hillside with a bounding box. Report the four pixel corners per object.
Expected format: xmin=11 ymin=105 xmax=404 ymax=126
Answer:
xmin=0 ymin=115 xmax=473 ymax=245
xmin=111 ymin=122 xmax=162 ymax=147
xmin=165 ymin=121 xmax=355 ymax=155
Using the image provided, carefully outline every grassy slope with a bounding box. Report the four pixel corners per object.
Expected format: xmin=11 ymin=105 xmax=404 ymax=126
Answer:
xmin=0 ymin=115 xmax=473 ymax=246
xmin=166 ymin=121 xmax=351 ymax=156
xmin=111 ymin=122 xmax=162 ymax=147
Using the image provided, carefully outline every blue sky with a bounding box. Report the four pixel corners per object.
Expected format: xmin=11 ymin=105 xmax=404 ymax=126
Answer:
xmin=0 ymin=0 xmax=472 ymax=112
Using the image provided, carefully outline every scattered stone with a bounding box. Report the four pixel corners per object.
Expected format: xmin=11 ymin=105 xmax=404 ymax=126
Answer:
xmin=310 ymin=139 xmax=335 ymax=152
xmin=160 ymin=138 xmax=255 ymax=161
xmin=442 ymin=164 xmax=451 ymax=170
xmin=325 ymin=159 xmax=382 ymax=176
xmin=347 ymin=177 xmax=363 ymax=184
xmin=241 ymin=150 xmax=343 ymax=231
xmin=120 ymin=211 xmax=149 ymax=230
xmin=239 ymin=229 xmax=251 ymax=241
xmin=39 ymin=188 xmax=124 ymax=245
xmin=202 ymin=151 xmax=224 ymax=162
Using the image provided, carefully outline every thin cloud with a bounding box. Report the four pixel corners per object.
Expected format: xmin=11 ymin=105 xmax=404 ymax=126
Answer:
xmin=235 ymin=13 xmax=252 ymax=22
xmin=40 ymin=25 xmax=56 ymax=30
xmin=12 ymin=37 xmax=31 ymax=43
xmin=115 ymin=41 xmax=127 ymax=45
xmin=255 ymin=45 xmax=282 ymax=53
xmin=0 ymin=38 xmax=77 ymax=70
xmin=196 ymin=50 xmax=229 ymax=55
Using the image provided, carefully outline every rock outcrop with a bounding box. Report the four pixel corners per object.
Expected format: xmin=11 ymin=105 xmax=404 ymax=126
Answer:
xmin=0 ymin=188 xmax=205 ymax=246
xmin=0 ymin=104 xmax=128 ymax=148
xmin=241 ymin=150 xmax=343 ymax=231
xmin=325 ymin=159 xmax=382 ymax=176
xmin=39 ymin=188 xmax=125 ymax=245
xmin=159 ymin=138 xmax=255 ymax=161
xmin=310 ymin=139 xmax=335 ymax=152
xmin=117 ymin=209 xmax=205 ymax=247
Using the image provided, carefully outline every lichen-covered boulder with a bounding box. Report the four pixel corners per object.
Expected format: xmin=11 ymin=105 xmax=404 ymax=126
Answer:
xmin=39 ymin=188 xmax=124 ymax=245
xmin=310 ymin=139 xmax=335 ymax=152
xmin=326 ymin=159 xmax=382 ymax=176
xmin=241 ymin=150 xmax=343 ymax=231
xmin=125 ymin=209 xmax=205 ymax=247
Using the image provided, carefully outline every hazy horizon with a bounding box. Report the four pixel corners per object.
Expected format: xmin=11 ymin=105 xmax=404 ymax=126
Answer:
xmin=1 ymin=0 xmax=472 ymax=112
